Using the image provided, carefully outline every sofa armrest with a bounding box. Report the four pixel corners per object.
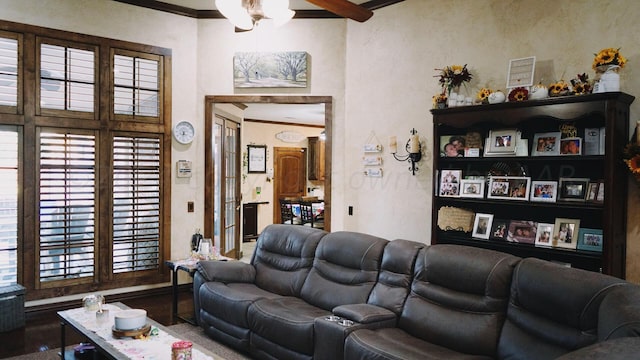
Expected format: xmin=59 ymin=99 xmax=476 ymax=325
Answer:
xmin=333 ymin=304 xmax=397 ymax=324
xmin=598 ymin=284 xmax=640 ymax=340
xmin=196 ymin=260 xmax=256 ymax=283
xmin=555 ymin=336 xmax=640 ymax=360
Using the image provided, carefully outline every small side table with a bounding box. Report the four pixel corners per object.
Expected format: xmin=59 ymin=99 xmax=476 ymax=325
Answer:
xmin=165 ymin=259 xmax=198 ymax=325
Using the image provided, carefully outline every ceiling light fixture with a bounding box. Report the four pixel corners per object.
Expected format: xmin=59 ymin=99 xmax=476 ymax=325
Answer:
xmin=215 ymin=0 xmax=295 ymax=30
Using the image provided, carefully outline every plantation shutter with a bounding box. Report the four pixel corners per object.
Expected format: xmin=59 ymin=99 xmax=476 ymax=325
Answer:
xmin=113 ymin=53 xmax=160 ymax=118
xmin=38 ymin=130 xmax=96 ymax=284
xmin=0 ymin=127 xmax=18 ymax=287
xmin=112 ymin=135 xmax=161 ymax=273
xmin=0 ymin=34 xmax=19 ymax=108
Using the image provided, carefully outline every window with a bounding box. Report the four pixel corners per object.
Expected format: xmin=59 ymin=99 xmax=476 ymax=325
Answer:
xmin=0 ymin=33 xmax=19 ymax=109
xmin=0 ymin=127 xmax=18 ymax=287
xmin=39 ymin=40 xmax=96 ymax=115
xmin=113 ymin=135 xmax=161 ymax=273
xmin=38 ymin=130 xmax=96 ymax=284
xmin=113 ymin=52 xmax=160 ymax=118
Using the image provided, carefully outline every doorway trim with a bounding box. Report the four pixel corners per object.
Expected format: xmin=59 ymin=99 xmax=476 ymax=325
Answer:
xmin=204 ymin=95 xmax=332 ymax=236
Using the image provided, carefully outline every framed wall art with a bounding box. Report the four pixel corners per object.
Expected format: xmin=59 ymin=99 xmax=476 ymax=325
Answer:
xmin=233 ymin=51 xmax=308 ymax=88
xmin=247 ymin=145 xmax=267 ymax=173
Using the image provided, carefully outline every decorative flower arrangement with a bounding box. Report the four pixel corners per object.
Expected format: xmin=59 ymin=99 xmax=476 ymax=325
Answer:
xmin=570 ymin=73 xmax=592 ymax=95
xmin=477 ymin=88 xmax=493 ymax=104
xmin=435 ymin=64 xmax=473 ymax=95
xmin=623 ymin=140 xmax=640 ymax=188
xmin=432 ymin=93 xmax=448 ymax=109
xmin=508 ymin=87 xmax=529 ymax=102
xmin=548 ymin=80 xmax=571 ymax=97
xmin=593 ymin=47 xmax=626 ymax=71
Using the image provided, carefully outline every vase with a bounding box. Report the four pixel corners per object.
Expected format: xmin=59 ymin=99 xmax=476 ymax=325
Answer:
xmin=595 ymin=65 xmax=621 ymax=93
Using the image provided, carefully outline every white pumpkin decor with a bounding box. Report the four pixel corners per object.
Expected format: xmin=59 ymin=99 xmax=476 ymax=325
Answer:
xmin=529 ymin=84 xmax=548 ymax=100
xmin=488 ymin=91 xmax=506 ymax=104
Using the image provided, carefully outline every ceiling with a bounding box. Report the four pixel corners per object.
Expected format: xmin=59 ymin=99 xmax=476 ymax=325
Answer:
xmin=243 ymin=103 xmax=325 ymax=126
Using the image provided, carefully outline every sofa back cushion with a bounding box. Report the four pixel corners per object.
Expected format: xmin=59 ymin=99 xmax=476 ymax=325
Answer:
xmin=367 ymin=239 xmax=425 ymax=314
xmin=497 ymin=258 xmax=626 ymax=360
xmin=400 ymin=244 xmax=519 ymax=357
xmin=300 ymin=231 xmax=388 ymax=310
xmin=252 ymin=224 xmax=326 ymax=296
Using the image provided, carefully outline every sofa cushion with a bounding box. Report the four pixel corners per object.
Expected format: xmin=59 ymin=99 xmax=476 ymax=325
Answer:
xmin=248 ymin=296 xmax=331 ymax=356
xmin=252 ymin=224 xmax=326 ymax=296
xmin=299 ymin=231 xmax=388 ymax=310
xmin=344 ymin=327 xmax=493 ymax=360
xmin=497 ymin=258 xmax=626 ymax=360
xmin=399 ymin=245 xmax=519 ymax=357
xmin=367 ymin=239 xmax=424 ymax=315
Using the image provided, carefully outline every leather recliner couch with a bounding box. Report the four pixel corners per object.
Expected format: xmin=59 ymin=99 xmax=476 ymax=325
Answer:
xmin=193 ymin=224 xmax=640 ymax=360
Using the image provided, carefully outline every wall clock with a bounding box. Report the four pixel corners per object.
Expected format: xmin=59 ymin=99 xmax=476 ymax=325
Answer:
xmin=173 ymin=120 xmax=195 ymax=144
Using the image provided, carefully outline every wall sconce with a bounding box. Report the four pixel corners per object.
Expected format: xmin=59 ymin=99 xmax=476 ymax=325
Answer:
xmin=390 ymin=129 xmax=422 ymax=175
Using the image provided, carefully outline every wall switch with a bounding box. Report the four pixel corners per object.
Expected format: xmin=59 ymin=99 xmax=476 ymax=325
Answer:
xmin=187 ymin=201 xmax=194 ymax=212
xmin=348 ymin=206 xmax=353 ymax=216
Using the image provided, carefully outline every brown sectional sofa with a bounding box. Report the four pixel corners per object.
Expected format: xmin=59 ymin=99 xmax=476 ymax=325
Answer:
xmin=193 ymin=224 xmax=640 ymax=360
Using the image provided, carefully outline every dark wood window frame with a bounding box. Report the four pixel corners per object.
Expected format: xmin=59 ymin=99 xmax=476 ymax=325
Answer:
xmin=0 ymin=20 xmax=172 ymax=301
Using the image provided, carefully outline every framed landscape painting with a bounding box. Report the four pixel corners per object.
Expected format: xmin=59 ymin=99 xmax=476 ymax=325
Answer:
xmin=234 ymin=51 xmax=308 ymax=88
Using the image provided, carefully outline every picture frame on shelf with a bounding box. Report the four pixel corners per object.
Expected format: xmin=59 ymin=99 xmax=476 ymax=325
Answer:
xmin=472 ymin=213 xmax=493 ymax=240
xmin=577 ymin=228 xmax=603 ymax=252
xmin=439 ymin=170 xmax=462 ymax=197
xmin=487 ymin=176 xmax=531 ymax=201
xmin=485 ymin=129 xmax=518 ymax=155
xmin=506 ymin=56 xmax=536 ymax=89
xmin=440 ymin=135 xmax=466 ymax=157
xmin=559 ymin=137 xmax=582 ymax=155
xmin=506 ymin=220 xmax=537 ymax=244
xmin=596 ymin=181 xmax=605 ymax=203
xmin=490 ymin=219 xmax=510 ymax=241
xmin=558 ymin=178 xmax=590 ymax=202
xmin=459 ymin=179 xmax=485 ymax=198
xmin=532 ymin=132 xmax=562 ymax=156
xmin=529 ymin=181 xmax=558 ymax=202
xmin=535 ymin=223 xmax=554 ymax=248
xmin=553 ymin=218 xmax=581 ymax=250
xmin=586 ymin=182 xmax=599 ymax=202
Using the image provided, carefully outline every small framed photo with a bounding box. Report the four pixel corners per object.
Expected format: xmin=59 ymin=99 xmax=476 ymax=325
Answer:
xmin=488 ymin=176 xmax=531 ymax=201
xmin=558 ymin=178 xmax=590 ymax=202
xmin=490 ymin=219 xmax=510 ymax=241
xmin=247 ymin=145 xmax=267 ymax=173
xmin=586 ymin=182 xmax=599 ymax=202
xmin=535 ymin=223 xmax=554 ymax=248
xmin=487 ymin=129 xmax=518 ymax=155
xmin=577 ymin=228 xmax=603 ymax=252
xmin=439 ymin=170 xmax=462 ymax=197
xmin=532 ymin=132 xmax=561 ymax=156
xmin=552 ymin=218 xmax=581 ymax=250
xmin=506 ymin=220 xmax=537 ymax=244
xmin=530 ymin=181 xmax=558 ymax=202
xmin=559 ymin=137 xmax=582 ymax=155
xmin=440 ymin=135 xmax=466 ymax=157
xmin=472 ymin=213 xmax=494 ymax=240
xmin=507 ymin=56 xmax=536 ymax=89
xmin=459 ymin=179 xmax=485 ymax=198
xmin=596 ymin=181 xmax=605 ymax=203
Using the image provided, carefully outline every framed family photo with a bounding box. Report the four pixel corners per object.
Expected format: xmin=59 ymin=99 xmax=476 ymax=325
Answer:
xmin=490 ymin=219 xmax=510 ymax=241
xmin=439 ymin=170 xmax=462 ymax=197
xmin=553 ymin=218 xmax=581 ymax=250
xmin=472 ymin=213 xmax=493 ymax=240
xmin=486 ymin=129 xmax=518 ymax=155
xmin=558 ymin=178 xmax=590 ymax=202
xmin=577 ymin=228 xmax=603 ymax=252
xmin=459 ymin=179 xmax=485 ymax=198
xmin=532 ymin=132 xmax=561 ymax=156
xmin=488 ymin=176 xmax=531 ymax=201
xmin=506 ymin=220 xmax=537 ymax=244
xmin=559 ymin=137 xmax=582 ymax=155
xmin=535 ymin=223 xmax=554 ymax=248
xmin=529 ymin=181 xmax=558 ymax=202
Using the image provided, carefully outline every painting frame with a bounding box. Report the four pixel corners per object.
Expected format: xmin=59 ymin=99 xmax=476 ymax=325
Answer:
xmin=532 ymin=132 xmax=562 ymax=156
xmin=247 ymin=145 xmax=267 ymax=173
xmin=472 ymin=213 xmax=494 ymax=240
xmin=558 ymin=177 xmax=590 ymax=202
xmin=459 ymin=179 xmax=485 ymax=198
xmin=233 ymin=51 xmax=308 ymax=88
xmin=553 ymin=218 xmax=581 ymax=250
xmin=529 ymin=181 xmax=558 ymax=203
xmin=487 ymin=176 xmax=531 ymax=201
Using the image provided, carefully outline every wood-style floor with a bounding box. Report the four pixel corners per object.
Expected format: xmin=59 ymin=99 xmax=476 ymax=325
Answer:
xmin=0 ymin=288 xmax=195 ymax=358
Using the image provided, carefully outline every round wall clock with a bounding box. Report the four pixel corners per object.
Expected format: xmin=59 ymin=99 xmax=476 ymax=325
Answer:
xmin=173 ymin=120 xmax=195 ymax=144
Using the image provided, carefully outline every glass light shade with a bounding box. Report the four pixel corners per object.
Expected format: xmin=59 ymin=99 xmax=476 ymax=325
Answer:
xmin=271 ymin=9 xmax=295 ymax=27
xmin=215 ymin=0 xmax=253 ymax=30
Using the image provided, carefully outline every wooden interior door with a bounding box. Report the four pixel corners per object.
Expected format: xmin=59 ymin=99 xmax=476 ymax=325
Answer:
xmin=273 ymin=147 xmax=307 ymax=224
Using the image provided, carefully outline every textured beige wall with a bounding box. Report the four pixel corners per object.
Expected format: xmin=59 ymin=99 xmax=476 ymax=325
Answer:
xmin=345 ymin=0 xmax=640 ymax=282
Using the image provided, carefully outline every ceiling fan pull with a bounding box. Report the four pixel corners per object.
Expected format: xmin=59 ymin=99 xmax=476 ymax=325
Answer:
xmin=306 ymin=0 xmax=374 ymax=22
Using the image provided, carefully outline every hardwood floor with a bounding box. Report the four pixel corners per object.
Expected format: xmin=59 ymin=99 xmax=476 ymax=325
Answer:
xmin=0 ymin=288 xmax=195 ymax=358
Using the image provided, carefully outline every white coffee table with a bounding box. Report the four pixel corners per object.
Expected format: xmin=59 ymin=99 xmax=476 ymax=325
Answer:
xmin=57 ymin=302 xmax=220 ymax=360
